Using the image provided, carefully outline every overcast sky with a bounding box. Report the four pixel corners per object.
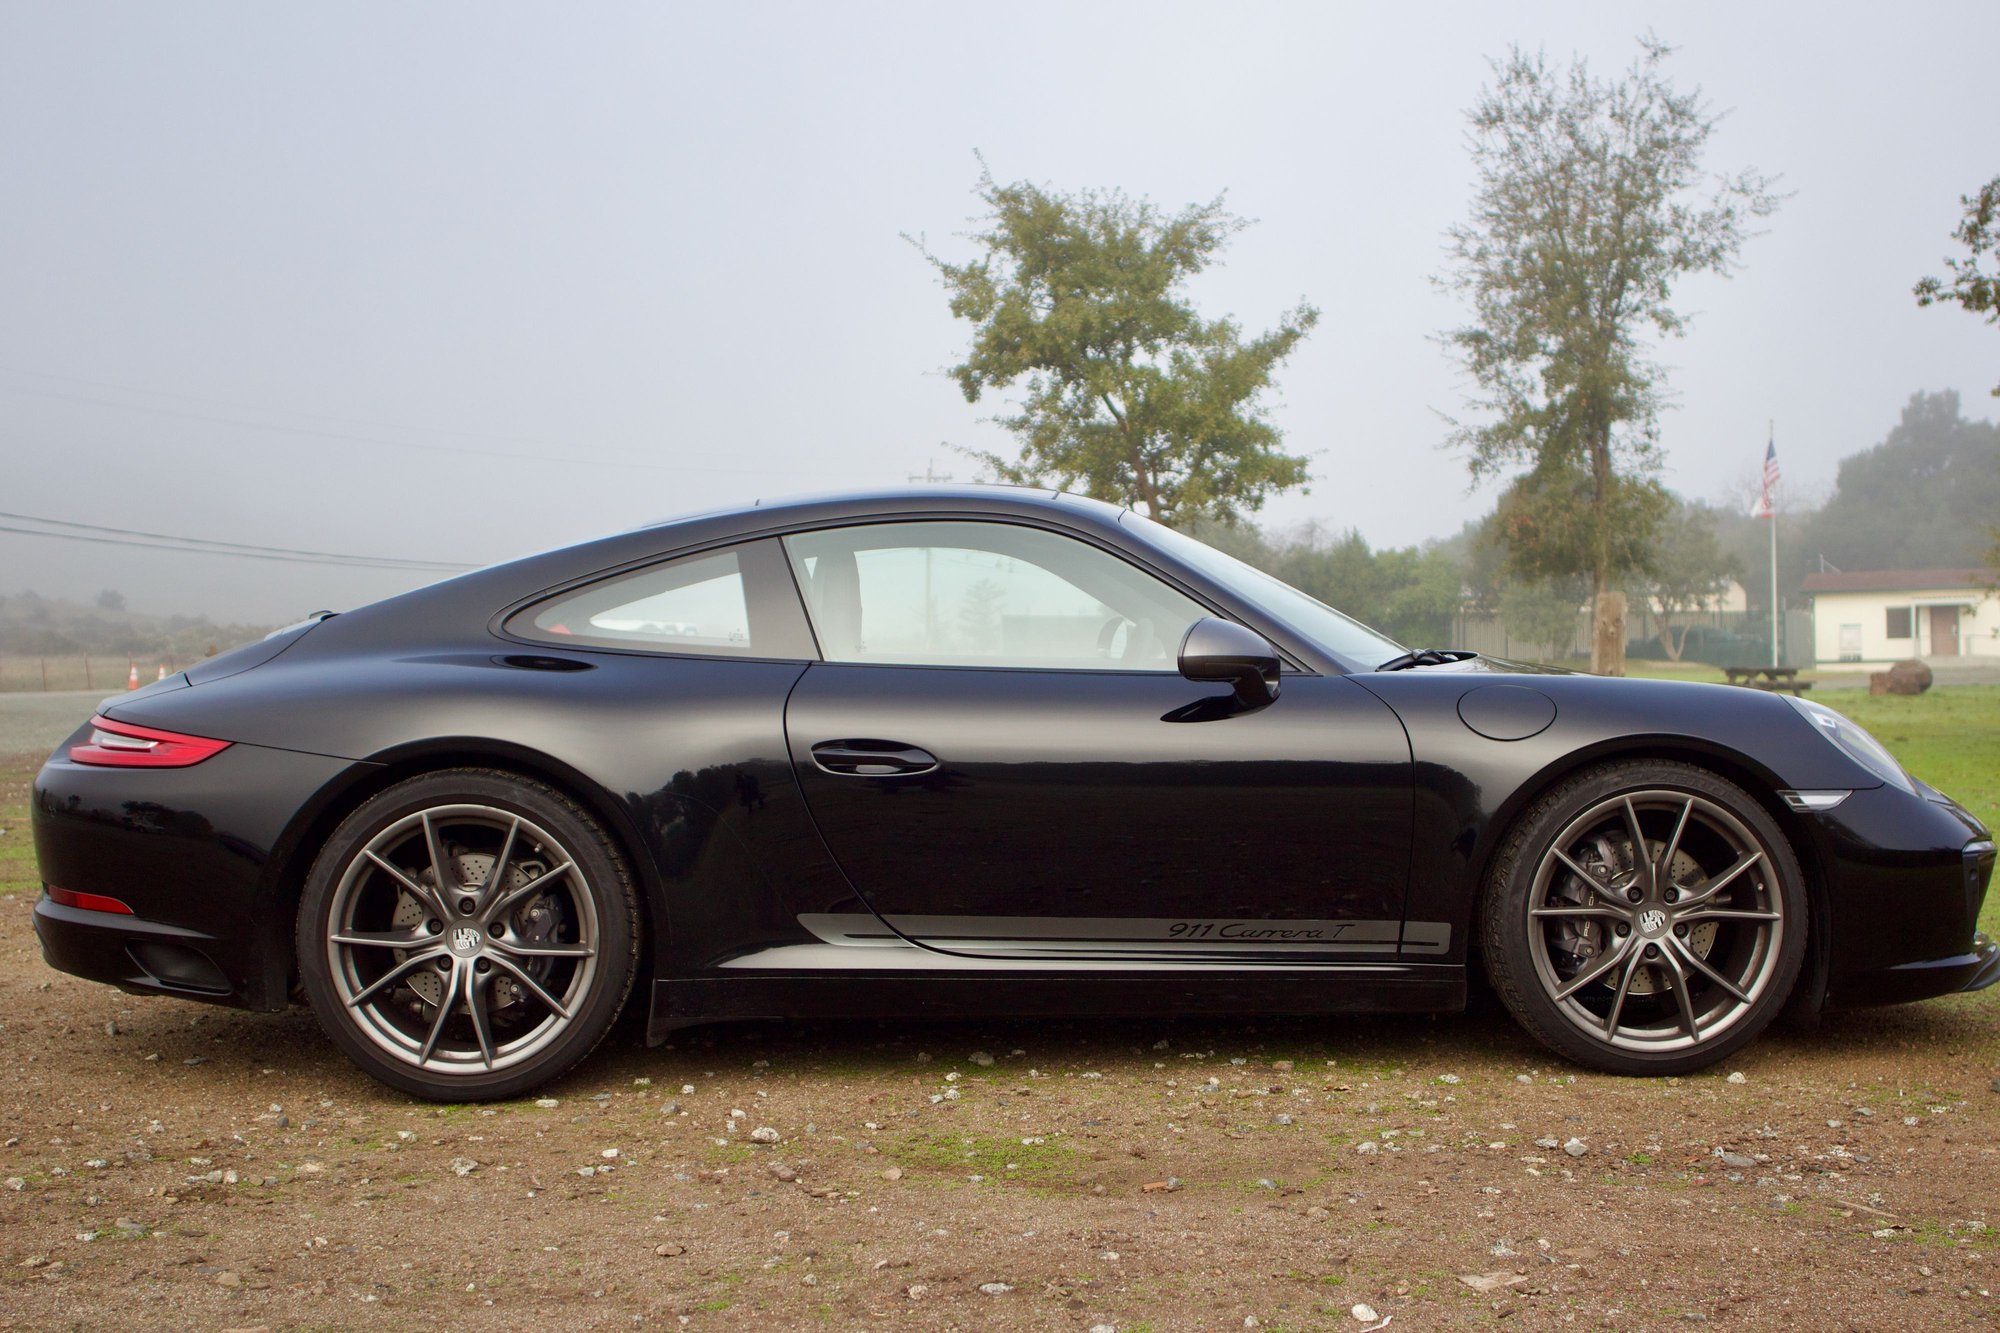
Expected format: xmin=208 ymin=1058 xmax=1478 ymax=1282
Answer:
xmin=2 ymin=1 xmax=1995 ymax=623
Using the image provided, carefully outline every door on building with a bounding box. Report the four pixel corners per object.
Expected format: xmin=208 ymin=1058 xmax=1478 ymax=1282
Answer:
xmin=1928 ymin=605 xmax=1961 ymax=657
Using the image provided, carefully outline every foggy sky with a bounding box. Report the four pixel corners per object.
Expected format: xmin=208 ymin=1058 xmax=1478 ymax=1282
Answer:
xmin=2 ymin=1 xmax=1995 ymax=624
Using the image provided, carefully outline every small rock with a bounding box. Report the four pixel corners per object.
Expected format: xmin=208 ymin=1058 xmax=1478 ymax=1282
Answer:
xmin=905 ymin=1283 xmax=928 ymax=1300
xmin=1255 ymin=1178 xmax=1277 ymax=1190
xmin=1990 ymin=1077 xmax=2000 ymax=1094
xmin=1563 ymin=1137 xmax=1588 ymax=1158
xmin=881 ymin=1166 xmax=904 ymax=1182
xmin=1534 ymin=1137 xmax=1560 ymax=1150
xmin=1354 ymin=1141 xmax=1379 ymax=1156
xmin=1727 ymin=1071 xmax=1747 ymax=1085
xmin=4 ymin=1178 xmax=24 ymax=1192
xmin=1459 ymin=1270 xmax=1527 ymax=1293
xmin=978 ymin=1281 xmax=1013 ymax=1295
xmin=1350 ymin=1304 xmax=1380 ymax=1324
xmin=600 ymin=1148 xmax=620 ymax=1159
xmin=654 ymin=1243 xmax=685 ymax=1257
xmin=1715 ymin=1149 xmax=1756 ymax=1170
xmin=450 ymin=1157 xmax=479 ymax=1177
xmin=1306 ymin=1205 xmax=1331 ymax=1220
xmin=750 ymin=1127 xmax=780 ymax=1144
xmin=104 ymin=1021 xmax=118 ymax=1037
xmin=767 ymin=1162 xmax=798 ymax=1182
xmin=214 ymin=1270 xmax=242 ymax=1288
xmin=534 ymin=1098 xmax=559 ymax=1109
xmin=1272 ymin=1060 xmax=1293 ymax=1072
xmin=969 ymin=1051 xmax=995 ymax=1066
xmin=1274 ymin=1114 xmax=1293 ymax=1126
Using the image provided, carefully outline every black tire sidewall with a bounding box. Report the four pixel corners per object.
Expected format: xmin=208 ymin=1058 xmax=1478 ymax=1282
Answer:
xmin=1480 ymin=760 xmax=1807 ymax=1076
xmin=296 ymin=769 xmax=639 ymax=1101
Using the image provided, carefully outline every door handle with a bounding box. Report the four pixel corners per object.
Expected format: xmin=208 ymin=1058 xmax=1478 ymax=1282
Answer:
xmin=810 ymin=740 xmax=939 ymax=777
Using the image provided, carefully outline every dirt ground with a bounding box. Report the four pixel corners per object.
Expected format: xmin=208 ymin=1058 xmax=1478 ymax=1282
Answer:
xmin=2 ymin=753 xmax=1998 ymax=1332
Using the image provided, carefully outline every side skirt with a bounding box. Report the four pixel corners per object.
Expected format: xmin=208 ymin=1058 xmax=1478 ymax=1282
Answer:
xmin=645 ymin=964 xmax=1465 ymax=1046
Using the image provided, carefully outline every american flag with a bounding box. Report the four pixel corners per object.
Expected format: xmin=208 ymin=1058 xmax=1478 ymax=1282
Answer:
xmin=1754 ymin=436 xmax=1780 ymax=518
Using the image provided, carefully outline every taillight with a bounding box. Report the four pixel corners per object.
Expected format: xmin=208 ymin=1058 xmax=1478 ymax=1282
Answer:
xmin=46 ymin=886 xmax=135 ymax=915
xmin=69 ymin=715 xmax=231 ymax=768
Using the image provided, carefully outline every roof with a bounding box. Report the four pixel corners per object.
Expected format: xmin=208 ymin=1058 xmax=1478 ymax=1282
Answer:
xmin=1800 ymin=568 xmax=1995 ymax=594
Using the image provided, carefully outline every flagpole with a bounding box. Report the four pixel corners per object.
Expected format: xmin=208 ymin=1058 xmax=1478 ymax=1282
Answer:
xmin=1768 ymin=421 xmax=1779 ymax=668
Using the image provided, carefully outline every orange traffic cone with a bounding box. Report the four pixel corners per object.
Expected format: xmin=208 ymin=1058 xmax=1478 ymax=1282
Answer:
xmin=127 ymin=662 xmax=139 ymax=690
xmin=156 ymin=664 xmax=167 ymax=682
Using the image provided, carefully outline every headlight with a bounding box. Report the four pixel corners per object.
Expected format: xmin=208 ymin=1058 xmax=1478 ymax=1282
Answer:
xmin=1785 ymin=695 xmax=1915 ymax=793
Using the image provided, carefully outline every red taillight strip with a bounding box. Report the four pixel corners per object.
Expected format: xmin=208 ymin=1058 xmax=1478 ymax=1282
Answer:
xmin=69 ymin=715 xmax=232 ymax=768
xmin=46 ymin=886 xmax=135 ymax=915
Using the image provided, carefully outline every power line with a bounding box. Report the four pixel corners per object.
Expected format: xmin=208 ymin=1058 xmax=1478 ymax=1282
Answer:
xmin=0 ymin=512 xmax=476 ymax=571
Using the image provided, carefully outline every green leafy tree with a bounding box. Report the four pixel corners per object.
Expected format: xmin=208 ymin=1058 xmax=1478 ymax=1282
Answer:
xmin=1639 ymin=497 xmax=1741 ymax=661
xmin=1498 ymin=576 xmax=1588 ymax=663
xmin=1801 ymin=390 xmax=2000 ymax=570
xmin=1915 ymin=176 xmax=2000 ymax=395
xmin=1438 ymin=38 xmax=1780 ymax=675
xmin=912 ymin=165 xmax=1318 ymax=525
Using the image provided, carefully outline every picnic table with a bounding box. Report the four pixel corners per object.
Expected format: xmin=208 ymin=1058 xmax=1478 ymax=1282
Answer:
xmin=1721 ymin=665 xmax=1812 ymax=696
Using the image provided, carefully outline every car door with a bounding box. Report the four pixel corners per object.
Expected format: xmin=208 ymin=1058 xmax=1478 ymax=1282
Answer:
xmin=780 ymin=518 xmax=1422 ymax=963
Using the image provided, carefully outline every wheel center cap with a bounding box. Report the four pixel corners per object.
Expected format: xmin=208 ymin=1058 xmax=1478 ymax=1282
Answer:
xmin=448 ymin=924 xmax=484 ymax=957
xmin=1637 ymin=907 xmax=1669 ymax=939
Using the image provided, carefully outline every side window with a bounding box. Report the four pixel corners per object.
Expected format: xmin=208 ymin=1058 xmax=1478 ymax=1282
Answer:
xmin=783 ymin=521 xmax=1208 ymax=670
xmin=508 ymin=539 xmax=816 ymax=659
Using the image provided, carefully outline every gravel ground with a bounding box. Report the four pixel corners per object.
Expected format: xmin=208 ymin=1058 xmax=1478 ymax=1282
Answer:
xmin=2 ymin=753 xmax=1997 ymax=1331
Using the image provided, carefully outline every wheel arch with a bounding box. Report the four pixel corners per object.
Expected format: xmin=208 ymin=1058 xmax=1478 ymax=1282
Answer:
xmin=1463 ymin=734 xmax=1831 ymax=1015
xmin=260 ymin=738 xmax=666 ymax=997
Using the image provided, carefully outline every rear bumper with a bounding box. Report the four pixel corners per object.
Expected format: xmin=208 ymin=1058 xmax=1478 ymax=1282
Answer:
xmin=33 ymin=895 xmax=257 ymax=1007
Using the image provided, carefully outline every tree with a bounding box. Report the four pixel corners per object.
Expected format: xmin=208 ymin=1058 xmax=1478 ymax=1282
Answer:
xmin=1640 ymin=498 xmax=1741 ymax=661
xmin=1438 ymin=38 xmax=1780 ymax=675
xmin=1498 ymin=576 xmax=1588 ymax=663
xmin=1914 ymin=176 xmax=2000 ymax=395
xmin=1801 ymin=390 xmax=2000 ymax=570
xmin=913 ymin=165 xmax=1318 ymax=525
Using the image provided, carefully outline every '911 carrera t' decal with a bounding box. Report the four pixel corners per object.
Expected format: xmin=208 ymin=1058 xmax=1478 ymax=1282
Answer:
xmin=799 ymin=914 xmax=1450 ymax=956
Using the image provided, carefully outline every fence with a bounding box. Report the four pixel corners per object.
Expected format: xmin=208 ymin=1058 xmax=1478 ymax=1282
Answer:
xmin=0 ymin=654 xmax=195 ymax=693
xmin=1449 ymin=606 xmax=1816 ymax=668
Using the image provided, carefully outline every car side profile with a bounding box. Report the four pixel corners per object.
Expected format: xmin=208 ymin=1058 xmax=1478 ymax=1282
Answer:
xmin=30 ymin=488 xmax=1998 ymax=1099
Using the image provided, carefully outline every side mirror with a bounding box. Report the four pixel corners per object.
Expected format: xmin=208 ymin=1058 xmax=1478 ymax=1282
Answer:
xmin=1178 ymin=618 xmax=1281 ymax=708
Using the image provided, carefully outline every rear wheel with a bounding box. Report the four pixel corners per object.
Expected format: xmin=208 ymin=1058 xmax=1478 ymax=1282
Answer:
xmin=1480 ymin=760 xmax=1805 ymax=1075
xmin=297 ymin=769 xmax=638 ymax=1100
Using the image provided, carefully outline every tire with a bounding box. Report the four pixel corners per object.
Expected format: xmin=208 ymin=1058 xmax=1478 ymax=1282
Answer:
xmin=296 ymin=769 xmax=639 ymax=1100
xmin=1479 ymin=760 xmax=1806 ymax=1076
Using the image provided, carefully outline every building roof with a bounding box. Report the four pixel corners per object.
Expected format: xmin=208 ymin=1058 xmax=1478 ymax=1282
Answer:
xmin=1800 ymin=568 xmax=1994 ymax=594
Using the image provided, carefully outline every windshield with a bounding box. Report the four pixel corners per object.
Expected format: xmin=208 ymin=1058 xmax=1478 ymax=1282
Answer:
xmin=1122 ymin=512 xmax=1407 ymax=668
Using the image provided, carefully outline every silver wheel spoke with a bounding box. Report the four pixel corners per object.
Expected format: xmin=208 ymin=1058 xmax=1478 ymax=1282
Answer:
xmin=1601 ymin=947 xmax=1647 ymax=1036
xmin=1681 ymin=851 xmax=1762 ymax=907
xmin=478 ymin=816 xmax=522 ymax=915
xmin=331 ymin=928 xmax=431 ymax=950
xmin=1677 ymin=908 xmax=1781 ymax=924
xmin=421 ymin=812 xmax=457 ymax=901
xmin=1551 ymin=847 xmax=1630 ymax=907
xmin=489 ymin=955 xmax=573 ymax=1021
xmin=1667 ymin=934 xmax=1753 ymax=1005
xmin=1620 ymin=797 xmax=1653 ymax=894
xmin=491 ymin=937 xmax=595 ymax=959
xmin=467 ymin=971 xmax=497 ymax=1070
xmin=417 ymin=959 xmax=463 ymax=1065
xmin=1658 ymin=797 xmax=1694 ymax=883
xmin=345 ymin=948 xmax=447 ymax=1008
xmin=363 ymin=850 xmax=449 ymax=921
xmin=1655 ymin=947 xmax=1704 ymax=1042
xmin=488 ymin=860 xmax=576 ymax=920
xmin=1553 ymin=939 xmax=1634 ymax=1000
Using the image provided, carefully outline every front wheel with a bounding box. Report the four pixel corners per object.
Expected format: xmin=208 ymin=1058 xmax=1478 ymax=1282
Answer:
xmin=296 ymin=769 xmax=639 ymax=1100
xmin=1480 ymin=760 xmax=1806 ymax=1075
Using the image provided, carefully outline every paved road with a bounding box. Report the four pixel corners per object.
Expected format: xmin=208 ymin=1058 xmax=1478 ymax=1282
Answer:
xmin=0 ymin=689 xmax=106 ymax=757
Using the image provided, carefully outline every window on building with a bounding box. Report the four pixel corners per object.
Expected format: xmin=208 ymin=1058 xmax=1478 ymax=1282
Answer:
xmin=1886 ymin=607 xmax=1912 ymax=639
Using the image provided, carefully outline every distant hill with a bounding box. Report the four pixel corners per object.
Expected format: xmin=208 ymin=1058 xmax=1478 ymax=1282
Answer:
xmin=0 ymin=590 xmax=274 ymax=661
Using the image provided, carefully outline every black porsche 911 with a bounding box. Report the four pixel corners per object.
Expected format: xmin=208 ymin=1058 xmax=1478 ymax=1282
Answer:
xmin=30 ymin=488 xmax=1998 ymax=1099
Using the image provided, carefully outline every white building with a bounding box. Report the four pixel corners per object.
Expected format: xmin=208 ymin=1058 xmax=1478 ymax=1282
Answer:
xmin=1801 ymin=568 xmax=1999 ymax=666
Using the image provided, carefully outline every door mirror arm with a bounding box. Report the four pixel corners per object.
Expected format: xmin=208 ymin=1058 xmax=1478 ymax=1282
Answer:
xmin=1177 ymin=618 xmax=1281 ymax=709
